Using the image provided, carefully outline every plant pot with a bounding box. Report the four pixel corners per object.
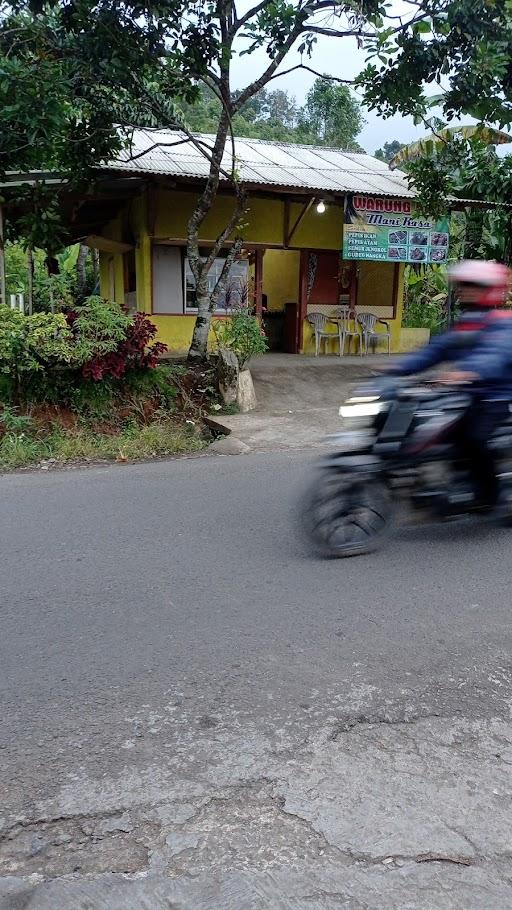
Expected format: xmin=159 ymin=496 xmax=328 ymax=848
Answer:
xmin=237 ymin=368 xmax=257 ymax=413
xmin=216 ymin=346 xmax=239 ymax=405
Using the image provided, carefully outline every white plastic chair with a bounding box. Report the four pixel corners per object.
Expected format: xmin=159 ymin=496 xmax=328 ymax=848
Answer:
xmin=306 ymin=312 xmax=340 ymax=356
xmin=357 ymin=313 xmax=391 ymax=355
xmin=334 ymin=306 xmax=363 ymax=356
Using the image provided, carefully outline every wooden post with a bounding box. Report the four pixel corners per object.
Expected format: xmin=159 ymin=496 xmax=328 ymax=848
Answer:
xmin=391 ymin=262 xmax=400 ymax=319
xmin=283 ymin=199 xmax=290 ymax=249
xmin=0 ymin=205 xmax=6 ymax=308
xmin=298 ymin=249 xmax=309 ymax=354
xmin=349 ymin=263 xmax=358 ymax=311
xmin=254 ymin=248 xmax=264 ymax=317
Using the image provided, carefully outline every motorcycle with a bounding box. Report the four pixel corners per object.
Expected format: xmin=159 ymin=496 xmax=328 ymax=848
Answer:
xmin=301 ymin=377 xmax=512 ymax=557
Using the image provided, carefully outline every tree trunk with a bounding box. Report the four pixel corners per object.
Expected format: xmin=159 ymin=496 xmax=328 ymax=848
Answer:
xmin=185 ymin=12 xmax=302 ymax=362
xmin=76 ymin=244 xmax=89 ymax=298
xmin=0 ymin=204 xmax=6 ymax=308
xmin=27 ymin=247 xmax=34 ymax=315
xmin=186 ymin=175 xmax=247 ymax=362
xmin=92 ymin=248 xmax=100 ymax=291
xmin=188 ymin=297 xmax=212 ymax=361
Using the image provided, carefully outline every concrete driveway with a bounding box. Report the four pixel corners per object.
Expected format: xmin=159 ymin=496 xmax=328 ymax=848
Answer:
xmin=215 ymin=353 xmax=386 ymax=451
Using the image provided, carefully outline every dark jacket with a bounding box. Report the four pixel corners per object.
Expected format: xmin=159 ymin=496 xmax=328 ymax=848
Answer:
xmin=391 ymin=311 xmax=512 ymax=399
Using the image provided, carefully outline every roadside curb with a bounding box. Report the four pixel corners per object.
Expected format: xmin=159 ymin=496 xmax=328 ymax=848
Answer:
xmin=204 ymin=415 xmax=232 ymax=437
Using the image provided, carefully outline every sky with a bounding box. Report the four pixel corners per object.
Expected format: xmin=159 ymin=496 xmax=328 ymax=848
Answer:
xmin=230 ymin=32 xmax=423 ymax=154
xmin=227 ymin=1 xmax=509 ymax=156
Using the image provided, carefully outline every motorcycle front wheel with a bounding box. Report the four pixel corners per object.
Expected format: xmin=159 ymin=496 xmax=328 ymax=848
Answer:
xmin=300 ymin=471 xmax=393 ymax=558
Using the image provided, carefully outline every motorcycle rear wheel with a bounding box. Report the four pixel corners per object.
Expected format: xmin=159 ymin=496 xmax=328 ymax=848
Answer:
xmin=301 ymin=472 xmax=393 ymax=558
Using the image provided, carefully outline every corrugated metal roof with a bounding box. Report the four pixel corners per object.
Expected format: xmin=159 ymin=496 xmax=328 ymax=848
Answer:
xmin=108 ymin=129 xmax=415 ymax=198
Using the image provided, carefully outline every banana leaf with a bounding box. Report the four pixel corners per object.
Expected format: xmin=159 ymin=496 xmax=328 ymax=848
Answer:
xmin=390 ymin=126 xmax=512 ymax=169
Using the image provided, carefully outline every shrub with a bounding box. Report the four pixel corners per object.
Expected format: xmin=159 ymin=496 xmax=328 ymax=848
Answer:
xmin=402 ymin=266 xmax=448 ymax=333
xmin=0 ymin=305 xmax=75 ymax=399
xmin=67 ymin=296 xmax=132 ymax=362
xmin=0 ymin=297 xmax=168 ymax=405
xmin=123 ymin=365 xmax=179 ymax=412
xmin=213 ymin=306 xmax=267 ymax=369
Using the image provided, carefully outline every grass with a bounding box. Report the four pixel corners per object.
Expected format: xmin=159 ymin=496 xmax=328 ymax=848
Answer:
xmin=0 ymin=362 xmax=218 ymax=471
xmin=0 ymin=422 xmax=206 ymax=470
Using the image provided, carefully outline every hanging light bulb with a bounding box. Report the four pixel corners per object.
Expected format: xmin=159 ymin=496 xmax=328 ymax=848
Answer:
xmin=316 ymin=199 xmax=326 ymax=214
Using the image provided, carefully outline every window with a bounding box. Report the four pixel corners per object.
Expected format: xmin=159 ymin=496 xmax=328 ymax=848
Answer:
xmin=184 ymin=257 xmax=249 ymax=312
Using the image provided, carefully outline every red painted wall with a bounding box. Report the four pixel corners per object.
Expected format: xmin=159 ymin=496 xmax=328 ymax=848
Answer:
xmin=308 ymin=252 xmax=341 ymax=305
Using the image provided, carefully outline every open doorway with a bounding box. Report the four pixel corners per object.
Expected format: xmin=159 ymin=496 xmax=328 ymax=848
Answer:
xmin=261 ymin=249 xmax=301 ymax=352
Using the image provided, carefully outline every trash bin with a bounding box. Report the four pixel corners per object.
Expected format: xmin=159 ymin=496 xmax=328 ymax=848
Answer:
xmin=263 ymin=310 xmax=285 ymax=351
xmin=284 ymin=301 xmax=299 ymax=353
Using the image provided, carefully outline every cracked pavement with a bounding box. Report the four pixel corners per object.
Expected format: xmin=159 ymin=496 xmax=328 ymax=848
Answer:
xmin=2 ymin=453 xmax=512 ymax=908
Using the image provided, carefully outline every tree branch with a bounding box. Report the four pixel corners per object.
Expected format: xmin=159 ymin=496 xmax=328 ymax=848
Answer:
xmin=264 ymin=63 xmax=354 ymax=85
xmin=202 ymin=70 xmax=223 ymax=91
xmin=306 ymin=25 xmax=375 ymax=38
xmin=125 ymin=137 xmax=191 ymax=162
xmin=197 ymin=73 xmax=238 ymax=183
xmin=232 ymin=0 xmax=269 ymax=33
xmin=232 ymin=23 xmax=306 ymax=112
xmin=125 ymin=76 xmax=239 ymax=183
xmin=187 ymin=113 xmax=233 ymax=282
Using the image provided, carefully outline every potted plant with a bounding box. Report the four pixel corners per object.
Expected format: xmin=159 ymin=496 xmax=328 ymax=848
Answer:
xmin=213 ymin=292 xmax=268 ymax=411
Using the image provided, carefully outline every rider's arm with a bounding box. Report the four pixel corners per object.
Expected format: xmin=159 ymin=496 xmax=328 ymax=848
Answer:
xmin=460 ymin=320 xmax=512 ymax=383
xmin=387 ymin=332 xmax=452 ymax=377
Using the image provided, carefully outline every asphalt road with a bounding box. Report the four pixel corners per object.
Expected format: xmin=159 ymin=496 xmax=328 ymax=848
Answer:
xmin=3 ymin=453 xmax=512 ymax=908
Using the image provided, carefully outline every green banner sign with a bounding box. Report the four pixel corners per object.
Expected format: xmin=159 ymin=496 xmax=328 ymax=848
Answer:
xmin=343 ymin=195 xmax=449 ymax=264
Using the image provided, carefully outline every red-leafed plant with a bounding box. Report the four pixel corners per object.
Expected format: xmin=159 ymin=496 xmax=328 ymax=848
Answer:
xmin=66 ymin=297 xmax=167 ymax=381
xmin=81 ymin=313 xmax=168 ymax=381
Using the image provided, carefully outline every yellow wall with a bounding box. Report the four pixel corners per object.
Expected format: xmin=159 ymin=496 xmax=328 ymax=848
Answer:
xmin=301 ymin=320 xmax=341 ymax=356
xmin=151 ymin=315 xmax=223 ymax=353
xmin=99 ymin=256 xmax=109 ymax=298
xmin=289 ymin=202 xmax=342 ymax=250
xmin=358 ymin=261 xmax=405 ymax=352
xmin=155 ymin=191 xmax=342 ymax=250
xmin=263 ymin=249 xmax=300 ymax=311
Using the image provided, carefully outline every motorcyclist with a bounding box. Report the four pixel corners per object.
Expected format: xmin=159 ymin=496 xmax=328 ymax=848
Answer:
xmin=387 ymin=260 xmax=512 ymax=511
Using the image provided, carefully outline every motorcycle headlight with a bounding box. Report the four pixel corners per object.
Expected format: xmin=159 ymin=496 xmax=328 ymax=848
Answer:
xmin=339 ymin=399 xmax=385 ymax=418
